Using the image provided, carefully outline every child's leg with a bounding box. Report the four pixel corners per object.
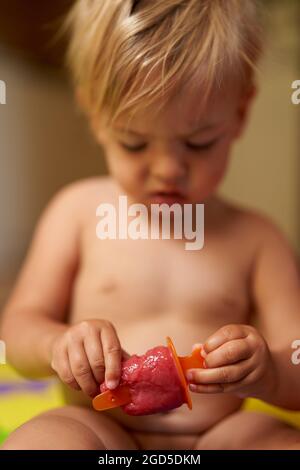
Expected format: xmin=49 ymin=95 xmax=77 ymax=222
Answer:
xmin=1 ymin=406 xmax=138 ymax=450
xmin=194 ymin=410 xmax=300 ymax=450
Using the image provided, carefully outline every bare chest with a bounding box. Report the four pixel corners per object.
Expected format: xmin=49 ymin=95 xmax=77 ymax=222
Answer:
xmin=69 ymin=224 xmax=251 ymax=354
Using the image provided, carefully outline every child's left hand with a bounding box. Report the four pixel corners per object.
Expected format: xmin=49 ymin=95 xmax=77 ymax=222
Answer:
xmin=187 ymin=324 xmax=277 ymax=399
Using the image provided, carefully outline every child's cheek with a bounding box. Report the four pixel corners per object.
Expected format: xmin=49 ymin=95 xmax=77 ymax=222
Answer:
xmin=210 ymin=152 xmax=231 ymax=186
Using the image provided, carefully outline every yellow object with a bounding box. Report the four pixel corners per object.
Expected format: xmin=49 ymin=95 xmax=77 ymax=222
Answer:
xmin=0 ymin=364 xmax=64 ymax=432
xmin=244 ymin=399 xmax=300 ymax=429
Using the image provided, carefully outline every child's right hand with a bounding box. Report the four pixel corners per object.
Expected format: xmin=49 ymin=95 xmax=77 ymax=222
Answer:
xmin=50 ymin=319 xmax=126 ymax=398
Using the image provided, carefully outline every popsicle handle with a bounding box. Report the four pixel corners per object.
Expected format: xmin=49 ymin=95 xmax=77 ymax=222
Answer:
xmin=178 ymin=345 xmax=204 ymax=372
xmin=92 ymin=384 xmax=131 ymax=411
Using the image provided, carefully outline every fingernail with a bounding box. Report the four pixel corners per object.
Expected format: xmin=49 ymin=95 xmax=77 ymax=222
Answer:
xmin=200 ymin=348 xmax=207 ymax=358
xmin=106 ymin=379 xmax=119 ymax=390
xmin=190 ymin=384 xmax=197 ymax=392
xmin=186 ymin=371 xmax=193 ymax=382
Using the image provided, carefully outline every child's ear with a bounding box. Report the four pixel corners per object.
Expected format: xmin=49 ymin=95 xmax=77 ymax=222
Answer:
xmin=234 ymin=84 xmax=257 ymax=139
xmin=75 ymin=87 xmax=105 ymax=144
xmin=90 ymin=116 xmax=105 ymax=145
xmin=75 ymin=87 xmax=89 ymax=114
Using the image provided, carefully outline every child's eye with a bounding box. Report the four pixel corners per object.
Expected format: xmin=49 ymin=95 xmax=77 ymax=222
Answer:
xmin=185 ymin=139 xmax=218 ymax=152
xmin=119 ymin=139 xmax=219 ymax=153
xmin=119 ymin=142 xmax=147 ymax=152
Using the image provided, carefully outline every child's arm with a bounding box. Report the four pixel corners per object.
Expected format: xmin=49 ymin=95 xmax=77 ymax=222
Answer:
xmin=187 ymin=214 xmax=300 ymax=410
xmin=0 ymin=183 xmax=81 ymax=377
xmin=247 ymin=215 xmax=300 ymax=409
xmin=0 ymin=180 xmax=124 ymax=397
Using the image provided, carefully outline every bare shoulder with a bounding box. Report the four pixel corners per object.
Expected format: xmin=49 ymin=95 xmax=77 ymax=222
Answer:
xmin=217 ymin=196 xmax=295 ymax=257
xmin=30 ymin=176 xmax=117 ymax=246
xmin=3 ymin=178 xmax=117 ymax=316
xmin=47 ymin=176 xmax=117 ymax=221
xmin=52 ymin=176 xmax=116 ymax=205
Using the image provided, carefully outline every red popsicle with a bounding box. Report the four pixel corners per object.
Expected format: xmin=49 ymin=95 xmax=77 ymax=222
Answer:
xmin=92 ymin=337 xmax=204 ymax=415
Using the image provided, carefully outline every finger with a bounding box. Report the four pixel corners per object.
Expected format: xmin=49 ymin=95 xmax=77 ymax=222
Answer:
xmin=204 ymin=339 xmax=252 ymax=368
xmin=101 ymin=324 xmax=122 ymax=390
xmin=83 ymin=330 xmax=105 ymax=384
xmin=203 ymin=324 xmax=248 ymax=354
xmin=220 ymin=369 xmax=260 ymax=396
xmin=68 ymin=339 xmax=98 ymax=397
xmin=187 ymin=359 xmax=253 ymax=385
xmin=52 ymin=347 xmax=80 ymax=391
xmin=192 ymin=343 xmax=203 ymax=352
xmin=189 ymin=383 xmax=224 ymax=394
xmin=192 ymin=343 xmax=207 ymax=359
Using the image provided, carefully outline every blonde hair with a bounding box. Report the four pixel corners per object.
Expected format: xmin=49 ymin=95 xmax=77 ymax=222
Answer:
xmin=65 ymin=0 xmax=263 ymax=126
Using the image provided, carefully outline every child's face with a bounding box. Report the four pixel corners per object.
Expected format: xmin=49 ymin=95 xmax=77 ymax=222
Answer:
xmin=92 ymin=80 xmax=254 ymax=205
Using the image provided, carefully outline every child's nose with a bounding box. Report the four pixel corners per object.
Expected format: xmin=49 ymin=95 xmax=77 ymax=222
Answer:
xmin=151 ymin=152 xmax=187 ymax=184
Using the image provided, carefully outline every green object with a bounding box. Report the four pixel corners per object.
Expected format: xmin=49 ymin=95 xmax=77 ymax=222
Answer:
xmin=0 ymin=428 xmax=9 ymax=445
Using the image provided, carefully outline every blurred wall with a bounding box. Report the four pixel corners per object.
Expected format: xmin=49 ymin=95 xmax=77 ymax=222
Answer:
xmin=220 ymin=2 xmax=300 ymax=248
xmin=0 ymin=47 xmax=105 ymax=301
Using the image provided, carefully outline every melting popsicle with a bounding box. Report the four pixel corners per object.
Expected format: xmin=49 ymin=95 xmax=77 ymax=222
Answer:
xmin=92 ymin=337 xmax=204 ymax=415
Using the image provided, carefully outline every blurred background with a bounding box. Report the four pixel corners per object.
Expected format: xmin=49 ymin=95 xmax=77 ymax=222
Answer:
xmin=0 ymin=0 xmax=299 ymax=442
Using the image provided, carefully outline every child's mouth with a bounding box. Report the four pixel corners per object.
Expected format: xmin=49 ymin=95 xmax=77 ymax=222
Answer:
xmin=148 ymin=191 xmax=186 ymax=205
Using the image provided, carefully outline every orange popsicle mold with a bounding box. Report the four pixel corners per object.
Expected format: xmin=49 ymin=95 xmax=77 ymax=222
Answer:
xmin=92 ymin=383 xmax=131 ymax=411
xmin=166 ymin=336 xmax=204 ymax=410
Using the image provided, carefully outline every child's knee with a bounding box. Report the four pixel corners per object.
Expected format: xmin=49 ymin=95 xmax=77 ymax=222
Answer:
xmin=1 ymin=410 xmax=105 ymax=450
